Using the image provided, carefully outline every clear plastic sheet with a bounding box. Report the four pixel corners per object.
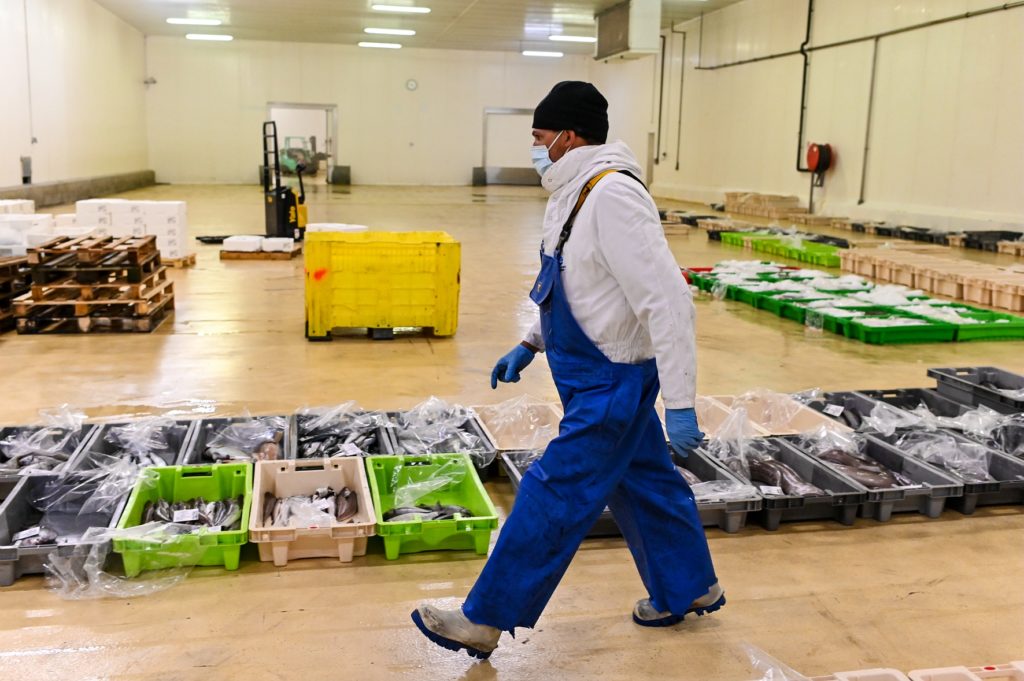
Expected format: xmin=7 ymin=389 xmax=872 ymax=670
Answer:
xmin=294 ymin=402 xmax=387 ymax=458
xmin=391 ymin=457 xmax=467 ymax=509
xmin=689 ymin=479 xmax=760 ymax=502
xmin=851 ymin=284 xmax=924 ymax=306
xmin=0 ymin=404 xmax=87 ymax=474
xmin=789 ymin=388 xmax=823 ymax=405
xmin=892 ymin=430 xmax=995 ymax=483
xmin=987 ymin=414 xmax=1024 ymax=458
xmin=46 ymin=523 xmax=211 ymax=600
xmin=731 ymin=390 xmax=803 ymax=433
xmin=992 ymin=386 xmax=1024 ymax=401
xmin=262 ymin=487 xmax=359 ymax=527
xmin=392 ymin=397 xmax=494 ymax=467
xmin=103 ymin=417 xmax=182 ymax=467
xmin=861 ymin=402 xmax=928 ymax=436
xmin=202 ymin=414 xmax=287 ymax=462
xmin=789 ymin=426 xmax=916 ymax=489
xmin=742 ymin=643 xmax=810 ymax=681
xmin=473 ymin=395 xmax=560 ymax=452
xmin=5 ymin=473 xmax=127 ymax=550
xmin=901 ymin=303 xmax=982 ymax=325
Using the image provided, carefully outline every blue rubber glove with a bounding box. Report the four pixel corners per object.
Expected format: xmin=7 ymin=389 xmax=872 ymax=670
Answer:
xmin=490 ymin=344 xmax=536 ymax=389
xmin=665 ymin=407 xmax=704 ymax=458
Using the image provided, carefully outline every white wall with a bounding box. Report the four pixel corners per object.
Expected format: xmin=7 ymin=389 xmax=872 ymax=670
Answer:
xmin=145 ymin=37 xmax=656 ymax=185
xmin=0 ymin=0 xmax=147 ymax=187
xmin=651 ymin=0 xmax=1024 ymax=230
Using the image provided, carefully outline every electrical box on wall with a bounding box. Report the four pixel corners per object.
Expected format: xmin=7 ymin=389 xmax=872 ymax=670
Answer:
xmin=595 ymin=0 xmax=661 ymax=61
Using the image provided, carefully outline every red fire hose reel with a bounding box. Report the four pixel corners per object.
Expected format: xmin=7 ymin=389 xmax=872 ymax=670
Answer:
xmin=807 ymin=142 xmax=833 ymax=174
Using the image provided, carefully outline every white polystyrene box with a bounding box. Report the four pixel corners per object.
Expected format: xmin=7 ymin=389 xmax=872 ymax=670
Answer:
xmin=262 ymin=237 xmax=294 ymax=252
xmin=0 ymin=214 xmax=53 ymax=233
xmin=143 ymin=201 xmax=187 ymax=228
xmin=0 ymin=199 xmax=35 ymax=214
xmin=110 ymin=203 xmax=147 ymax=232
xmin=223 ymin=235 xmax=263 ymax=252
xmin=54 ymin=214 xmax=77 ymax=228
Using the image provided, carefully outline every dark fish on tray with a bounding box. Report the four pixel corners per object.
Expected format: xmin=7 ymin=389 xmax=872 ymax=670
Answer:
xmin=383 ymin=502 xmax=473 ymax=522
xmin=335 ymin=487 xmax=359 ymax=522
xmin=262 ymin=493 xmax=277 ymax=526
xmin=677 ymin=466 xmax=702 ymax=487
xmin=748 ymin=457 xmax=824 ymax=496
xmin=827 ymin=463 xmax=901 ymax=489
xmin=818 ymin=448 xmax=882 ymax=470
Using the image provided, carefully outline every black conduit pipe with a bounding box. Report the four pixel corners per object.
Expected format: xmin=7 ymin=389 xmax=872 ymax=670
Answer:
xmin=795 ymin=0 xmax=815 ymax=173
xmin=671 ymin=26 xmax=687 ymax=170
xmin=655 ymin=34 xmax=666 ymax=165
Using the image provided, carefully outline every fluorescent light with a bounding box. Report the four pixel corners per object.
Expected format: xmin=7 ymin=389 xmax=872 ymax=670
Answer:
xmin=186 ymin=33 xmax=233 ymax=41
xmin=523 ymin=50 xmax=563 ymax=58
xmin=549 ymin=35 xmax=596 ymax=43
xmin=167 ymin=18 xmax=222 ymax=26
xmin=358 ymin=41 xmax=403 ymax=49
xmin=364 ymin=28 xmax=416 ymax=36
xmin=372 ymin=4 xmax=431 ymax=13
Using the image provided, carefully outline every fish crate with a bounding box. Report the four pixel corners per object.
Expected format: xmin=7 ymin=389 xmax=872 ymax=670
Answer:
xmin=706 ymin=438 xmax=865 ymax=531
xmin=805 ymin=391 xmax=889 ymax=431
xmin=366 ymin=453 xmax=498 ymax=560
xmin=387 ymin=410 xmax=497 ymax=481
xmin=847 ymin=315 xmax=956 ymax=344
xmin=810 ymin=670 xmax=912 ymax=681
xmin=249 ymin=459 xmax=376 ymax=566
xmin=857 ymin=388 xmax=970 ymax=421
xmin=303 ymin=231 xmax=461 ymax=340
xmin=908 ymin=661 xmax=1024 ymax=681
xmin=184 ymin=415 xmax=290 ymax=464
xmin=992 ymin=281 xmax=1024 ymax=313
xmin=471 ymin=401 xmax=563 ymax=452
xmin=712 ymin=393 xmax=852 ymax=436
xmin=873 ymin=431 xmax=1024 ymax=514
xmin=113 ymin=463 xmax=253 ymax=576
xmin=783 ymin=434 xmax=963 ymax=521
xmin=963 ymin=230 xmax=1024 ymax=252
xmin=0 ymin=424 xmax=96 ymax=479
xmin=928 ymin=366 xmax=1024 ymax=414
xmin=288 ymin=409 xmax=396 ymax=459
xmin=0 ymin=473 xmax=128 ymax=586
xmin=921 ymin=306 xmax=1024 ymax=342
xmin=676 ymin=449 xmax=763 ymax=533
xmin=71 ymin=420 xmax=197 ymax=471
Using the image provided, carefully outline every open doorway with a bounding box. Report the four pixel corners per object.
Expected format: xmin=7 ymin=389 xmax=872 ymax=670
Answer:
xmin=266 ymin=102 xmax=344 ymax=185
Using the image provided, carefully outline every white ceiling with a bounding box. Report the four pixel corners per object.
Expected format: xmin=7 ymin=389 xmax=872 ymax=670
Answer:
xmin=94 ymin=0 xmax=742 ymax=54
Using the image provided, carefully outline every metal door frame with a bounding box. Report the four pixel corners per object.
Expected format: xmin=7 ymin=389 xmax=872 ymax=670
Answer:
xmin=266 ymin=101 xmax=339 ymax=179
xmin=472 ymin=107 xmax=539 ymax=187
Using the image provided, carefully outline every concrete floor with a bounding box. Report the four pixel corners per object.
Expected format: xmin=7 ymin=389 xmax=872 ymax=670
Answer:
xmin=0 ymin=184 xmax=1021 ymax=679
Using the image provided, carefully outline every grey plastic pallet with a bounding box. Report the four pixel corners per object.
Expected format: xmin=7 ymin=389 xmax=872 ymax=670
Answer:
xmin=288 ymin=412 xmax=396 ymax=459
xmin=873 ymin=430 xmax=1024 ymax=514
xmin=783 ymin=434 xmax=963 ymax=521
xmin=183 ymin=415 xmax=289 ymax=464
xmin=0 ymin=424 xmax=96 ymax=480
xmin=0 ymin=473 xmax=127 ymax=586
xmin=706 ymin=439 xmax=866 ymax=531
xmin=72 ymin=420 xmax=197 ymax=471
xmin=928 ymin=366 xmax=1024 ymax=414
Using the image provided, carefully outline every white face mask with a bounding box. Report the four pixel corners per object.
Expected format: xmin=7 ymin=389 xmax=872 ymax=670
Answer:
xmin=530 ymin=131 xmax=564 ymax=177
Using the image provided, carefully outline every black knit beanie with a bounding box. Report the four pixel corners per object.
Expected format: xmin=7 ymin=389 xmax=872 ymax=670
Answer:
xmin=532 ymin=81 xmax=609 ymax=144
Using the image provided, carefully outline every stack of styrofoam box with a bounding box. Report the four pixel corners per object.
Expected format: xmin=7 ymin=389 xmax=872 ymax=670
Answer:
xmin=0 ymin=199 xmax=35 ymax=215
xmin=76 ymin=199 xmax=122 ymax=237
xmin=262 ymin=237 xmax=294 ymax=252
xmin=75 ymin=199 xmax=188 ymax=260
xmin=223 ymin=235 xmax=264 ymax=252
xmin=0 ymin=213 xmax=55 ymax=255
xmin=109 ymin=201 xmax=147 ymax=238
xmin=142 ymin=201 xmax=188 ymax=260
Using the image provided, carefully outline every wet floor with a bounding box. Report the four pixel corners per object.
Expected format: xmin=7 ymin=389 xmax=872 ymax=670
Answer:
xmin=0 ymin=184 xmax=1020 ymax=679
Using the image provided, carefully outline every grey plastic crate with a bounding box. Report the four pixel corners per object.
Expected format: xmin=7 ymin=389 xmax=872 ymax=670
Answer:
xmin=0 ymin=424 xmax=96 ymax=479
xmin=783 ymin=433 xmax=963 ymax=521
xmin=388 ymin=411 xmax=497 ymax=480
xmin=858 ymin=388 xmax=971 ymax=420
xmin=184 ymin=415 xmax=290 ymax=464
xmin=675 ymin=449 xmax=762 ymax=533
xmin=71 ymin=420 xmax=197 ymax=471
xmin=928 ymin=366 xmax=1024 ymax=414
xmin=873 ymin=430 xmax=1024 ymax=514
xmin=0 ymin=473 xmax=127 ymax=586
xmin=705 ymin=438 xmax=866 ymax=531
xmin=805 ymin=391 xmax=886 ymax=431
xmin=288 ymin=411 xmax=396 ymax=459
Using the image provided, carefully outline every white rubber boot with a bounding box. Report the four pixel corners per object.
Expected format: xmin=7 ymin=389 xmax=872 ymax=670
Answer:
xmin=633 ymin=582 xmax=726 ymax=627
xmin=412 ymin=603 xmax=501 ymax=659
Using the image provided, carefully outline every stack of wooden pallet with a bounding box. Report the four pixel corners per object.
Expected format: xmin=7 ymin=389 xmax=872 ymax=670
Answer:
xmin=998 ymin=240 xmax=1024 ymax=256
xmin=724 ymin=192 xmax=807 ymax=219
xmin=0 ymin=257 xmax=30 ymax=332
xmin=13 ymin=235 xmax=174 ymax=334
xmin=840 ymin=248 xmax=1024 ymax=312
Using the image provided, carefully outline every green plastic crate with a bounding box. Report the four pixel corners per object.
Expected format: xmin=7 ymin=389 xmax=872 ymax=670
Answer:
xmin=732 ymin=285 xmax=767 ymax=306
xmin=719 ymin=232 xmax=747 ymax=247
xmin=114 ymin=464 xmax=252 ymax=577
xmin=848 ymin=316 xmax=956 ymax=344
xmin=365 ymin=454 xmax=498 ymax=560
xmin=901 ymin=305 xmax=1024 ymax=341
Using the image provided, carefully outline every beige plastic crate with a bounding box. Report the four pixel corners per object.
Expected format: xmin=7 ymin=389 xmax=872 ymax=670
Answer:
xmin=810 ymin=670 xmax=912 ymax=681
xmin=712 ymin=392 xmax=852 ymax=436
xmin=250 ymin=458 xmax=376 ymax=566
xmin=908 ymin=661 xmax=1024 ymax=681
xmin=962 ymin=277 xmax=993 ymax=305
xmin=471 ymin=399 xmax=563 ymax=452
xmin=654 ymin=396 xmax=769 ymax=439
xmin=992 ymin=282 xmax=1024 ymax=312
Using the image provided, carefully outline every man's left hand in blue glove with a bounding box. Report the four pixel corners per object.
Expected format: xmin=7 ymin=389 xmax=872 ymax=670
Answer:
xmin=665 ymin=407 xmax=704 ymax=458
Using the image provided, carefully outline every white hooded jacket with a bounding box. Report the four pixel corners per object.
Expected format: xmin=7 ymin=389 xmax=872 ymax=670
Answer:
xmin=524 ymin=140 xmax=697 ymax=409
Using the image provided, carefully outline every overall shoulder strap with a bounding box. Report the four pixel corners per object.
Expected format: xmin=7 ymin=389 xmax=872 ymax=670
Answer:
xmin=555 ymin=169 xmax=646 ymax=255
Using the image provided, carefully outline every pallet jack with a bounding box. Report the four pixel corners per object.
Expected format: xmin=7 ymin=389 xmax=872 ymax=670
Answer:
xmin=262 ymin=121 xmax=307 ymax=240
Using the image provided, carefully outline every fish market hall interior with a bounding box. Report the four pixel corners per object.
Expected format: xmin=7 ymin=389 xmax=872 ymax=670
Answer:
xmin=0 ymin=0 xmax=1022 ymax=679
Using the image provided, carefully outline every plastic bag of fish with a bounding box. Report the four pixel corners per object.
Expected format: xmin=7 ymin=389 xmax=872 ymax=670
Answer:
xmin=787 ymin=427 xmax=916 ymax=489
xmin=390 ymin=456 xmax=468 ymax=509
xmin=472 ymin=395 xmax=561 ymax=452
xmin=201 ymin=415 xmax=287 ymax=462
xmin=390 ymin=397 xmax=495 ymax=467
xmin=28 ymin=454 xmax=143 ymax=521
xmin=0 ymin=405 xmax=89 ymax=475
xmin=260 ymin=486 xmax=359 ymax=528
xmin=294 ymin=402 xmax=388 ymax=458
xmin=890 ymin=430 xmax=1006 ymax=484
xmin=96 ymin=417 xmax=188 ymax=468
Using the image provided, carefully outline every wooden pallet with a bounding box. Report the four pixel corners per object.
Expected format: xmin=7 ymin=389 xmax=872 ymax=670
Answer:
xmin=14 ymin=278 xmax=173 ymax=318
xmin=163 ymin=253 xmax=197 ymax=268
xmin=219 ymin=244 xmax=302 ymax=261
xmin=29 ymin=235 xmax=158 ymax=267
xmin=30 ymin=250 xmax=161 ymax=286
xmin=997 ymin=240 xmax=1024 ymax=257
xmin=29 ymin=266 xmax=169 ymax=302
xmin=0 ymin=257 xmax=28 ymax=279
xmin=15 ymin=292 xmax=174 ymax=334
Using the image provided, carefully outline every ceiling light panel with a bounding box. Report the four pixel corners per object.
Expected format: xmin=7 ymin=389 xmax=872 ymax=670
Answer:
xmin=185 ymin=33 xmax=233 ymax=41
xmin=364 ymin=28 xmax=416 ymax=36
xmin=371 ymin=4 xmax=431 ymax=13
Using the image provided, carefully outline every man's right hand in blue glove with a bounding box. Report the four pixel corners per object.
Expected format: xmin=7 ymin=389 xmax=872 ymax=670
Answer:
xmin=490 ymin=343 xmax=537 ymax=389
xmin=665 ymin=407 xmax=705 ymax=458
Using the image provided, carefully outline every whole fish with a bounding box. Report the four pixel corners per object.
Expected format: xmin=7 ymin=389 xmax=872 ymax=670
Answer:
xmin=335 ymin=487 xmax=359 ymax=522
xmin=827 ymin=463 xmax=901 ymax=489
xmin=262 ymin=493 xmax=277 ymax=526
xmin=677 ymin=466 xmax=702 ymax=487
xmin=749 ymin=457 xmax=824 ymax=496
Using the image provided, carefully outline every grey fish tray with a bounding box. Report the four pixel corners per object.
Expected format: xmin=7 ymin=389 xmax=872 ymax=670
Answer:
xmin=0 ymin=473 xmax=128 ymax=586
xmin=704 ymin=438 xmax=867 ymax=531
xmin=805 ymin=391 xmax=887 ymax=431
xmin=500 ymin=449 xmax=763 ymax=537
xmin=781 ymin=434 xmax=963 ymax=521
xmin=71 ymin=420 xmax=198 ymax=471
xmin=0 ymin=424 xmax=97 ymax=480
xmin=858 ymin=387 xmax=971 ymax=421
xmin=183 ymin=416 xmax=290 ymax=465
xmin=387 ymin=411 xmax=497 ymax=479
xmin=928 ymin=366 xmax=1024 ymax=415
xmin=287 ymin=411 xmax=396 ymax=459
xmin=872 ymin=430 xmax=1024 ymax=514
